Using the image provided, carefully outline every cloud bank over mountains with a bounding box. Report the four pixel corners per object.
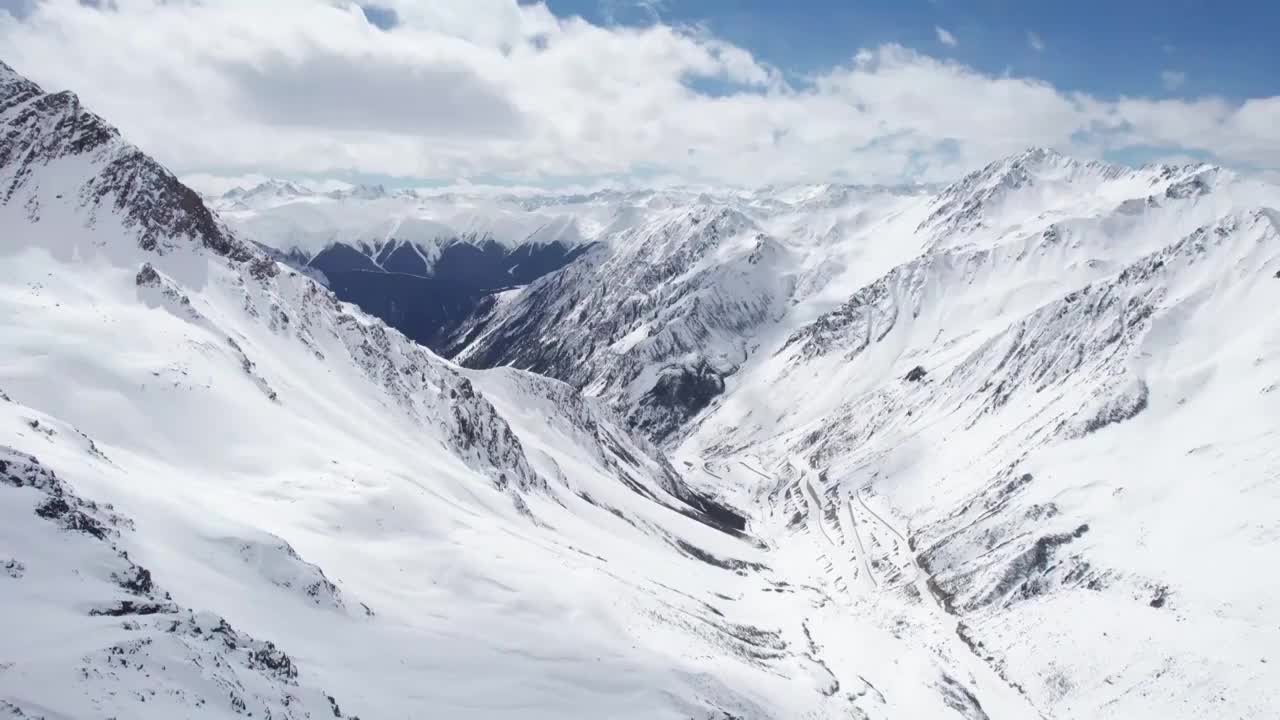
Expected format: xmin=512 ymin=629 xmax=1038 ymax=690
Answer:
xmin=4 ymin=0 xmax=1278 ymax=187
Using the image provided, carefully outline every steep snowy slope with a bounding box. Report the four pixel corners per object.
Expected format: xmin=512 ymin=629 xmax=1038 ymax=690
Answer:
xmin=455 ymin=151 xmax=1276 ymax=453
xmin=677 ymin=151 xmax=1280 ymax=718
xmin=1 ymin=59 xmax=1050 ymax=720
xmin=452 ymin=185 xmax=937 ymax=443
xmin=454 ymin=204 xmax=795 ymax=441
xmin=226 ymin=177 xmax=934 ymax=430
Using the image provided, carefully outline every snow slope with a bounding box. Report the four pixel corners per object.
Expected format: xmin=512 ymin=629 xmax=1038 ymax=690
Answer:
xmin=443 ymin=138 xmax=1280 ymax=718
xmin=449 ymin=182 xmax=940 ymax=443
xmin=675 ymin=152 xmax=1280 ymax=718
xmin=0 ymin=59 xmax=1056 ymax=720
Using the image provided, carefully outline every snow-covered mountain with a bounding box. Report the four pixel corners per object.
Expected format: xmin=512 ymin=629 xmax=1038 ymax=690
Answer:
xmin=670 ymin=154 xmax=1280 ymax=716
xmin=215 ymin=179 xmax=937 ymax=357
xmin=452 ymin=202 xmax=798 ymax=440
xmin=445 ymin=142 xmax=1280 ymax=717
xmin=452 ymin=148 xmax=1275 ymax=439
xmin=4 ymin=54 xmax=1280 ymax=720
xmin=2 ymin=59 xmax=950 ymax=719
xmin=448 ymin=181 xmax=936 ymax=440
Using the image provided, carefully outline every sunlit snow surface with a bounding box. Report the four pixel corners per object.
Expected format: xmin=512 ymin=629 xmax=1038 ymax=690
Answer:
xmin=3 ymin=59 xmax=1280 ymax=720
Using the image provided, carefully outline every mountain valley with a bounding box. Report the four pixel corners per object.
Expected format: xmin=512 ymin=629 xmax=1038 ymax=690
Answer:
xmin=2 ymin=57 xmax=1279 ymax=720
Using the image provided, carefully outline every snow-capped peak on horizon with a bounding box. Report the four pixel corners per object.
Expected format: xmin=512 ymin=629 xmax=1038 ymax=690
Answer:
xmin=220 ymin=178 xmax=316 ymax=202
xmin=202 ymin=147 xmax=1231 ymax=219
xmin=212 ymin=179 xmax=407 ymax=206
xmin=338 ymin=182 xmax=390 ymax=200
xmin=958 ymin=145 xmax=1226 ymax=194
xmin=911 ymin=146 xmax=1243 ymax=245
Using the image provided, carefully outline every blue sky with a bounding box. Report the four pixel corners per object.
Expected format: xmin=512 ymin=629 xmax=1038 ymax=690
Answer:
xmin=538 ymin=0 xmax=1278 ymax=175
xmin=4 ymin=0 xmax=1279 ymax=191
xmin=542 ymin=0 xmax=1274 ymax=101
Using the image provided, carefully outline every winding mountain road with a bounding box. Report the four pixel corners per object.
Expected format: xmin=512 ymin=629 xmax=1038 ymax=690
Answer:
xmin=843 ymin=496 xmax=878 ymax=589
xmin=853 ymin=489 xmax=920 ymax=590
xmin=801 ymin=476 xmax=839 ymax=549
xmin=698 ymin=454 xmax=1047 ymax=719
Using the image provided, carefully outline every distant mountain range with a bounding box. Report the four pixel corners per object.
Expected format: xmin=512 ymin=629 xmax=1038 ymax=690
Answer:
xmin=207 ymin=184 xmax=597 ymax=349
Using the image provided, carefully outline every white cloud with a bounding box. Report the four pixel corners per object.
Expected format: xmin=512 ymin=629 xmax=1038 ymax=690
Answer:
xmin=935 ymin=26 xmax=958 ymax=47
xmin=1027 ymin=31 xmax=1044 ymax=52
xmin=1161 ymin=70 xmax=1187 ymax=91
xmin=599 ymin=0 xmax=666 ymax=25
xmin=1253 ymin=168 xmax=1280 ymax=184
xmin=2 ymin=0 xmax=1279 ymax=186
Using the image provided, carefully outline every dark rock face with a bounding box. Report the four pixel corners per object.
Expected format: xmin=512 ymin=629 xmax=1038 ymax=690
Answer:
xmin=3 ymin=448 xmax=125 ymax=540
xmin=677 ymin=491 xmax=748 ymax=534
xmin=1080 ymin=380 xmax=1149 ymax=435
xmin=300 ymin=238 xmax=589 ymax=351
xmin=905 ymin=365 xmax=928 ymax=382
xmin=629 ymin=361 xmax=726 ymax=442
xmin=89 ymin=600 xmax=175 ymax=617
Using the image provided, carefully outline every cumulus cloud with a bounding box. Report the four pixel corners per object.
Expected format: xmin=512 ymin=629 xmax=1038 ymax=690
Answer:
xmin=935 ymin=26 xmax=957 ymax=47
xmin=221 ymin=48 xmax=525 ymax=137
xmin=1 ymin=0 xmax=1278 ymax=186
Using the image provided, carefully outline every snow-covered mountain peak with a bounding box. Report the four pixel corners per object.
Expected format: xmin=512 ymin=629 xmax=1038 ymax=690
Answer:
xmin=341 ymin=182 xmax=390 ymax=200
xmin=218 ymin=180 xmax=409 ymax=211
xmin=925 ymin=147 xmax=1108 ymax=226
xmin=1004 ymin=144 xmax=1086 ymax=170
xmin=618 ymin=202 xmax=759 ymax=259
xmin=757 ymin=182 xmax=929 ymax=212
xmin=218 ymin=179 xmax=318 ymax=209
xmin=0 ymin=58 xmax=39 ymax=99
xmin=0 ymin=60 xmax=572 ymax=503
xmin=1 ymin=61 xmax=255 ymax=265
xmin=919 ymin=147 xmax=1234 ymax=248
